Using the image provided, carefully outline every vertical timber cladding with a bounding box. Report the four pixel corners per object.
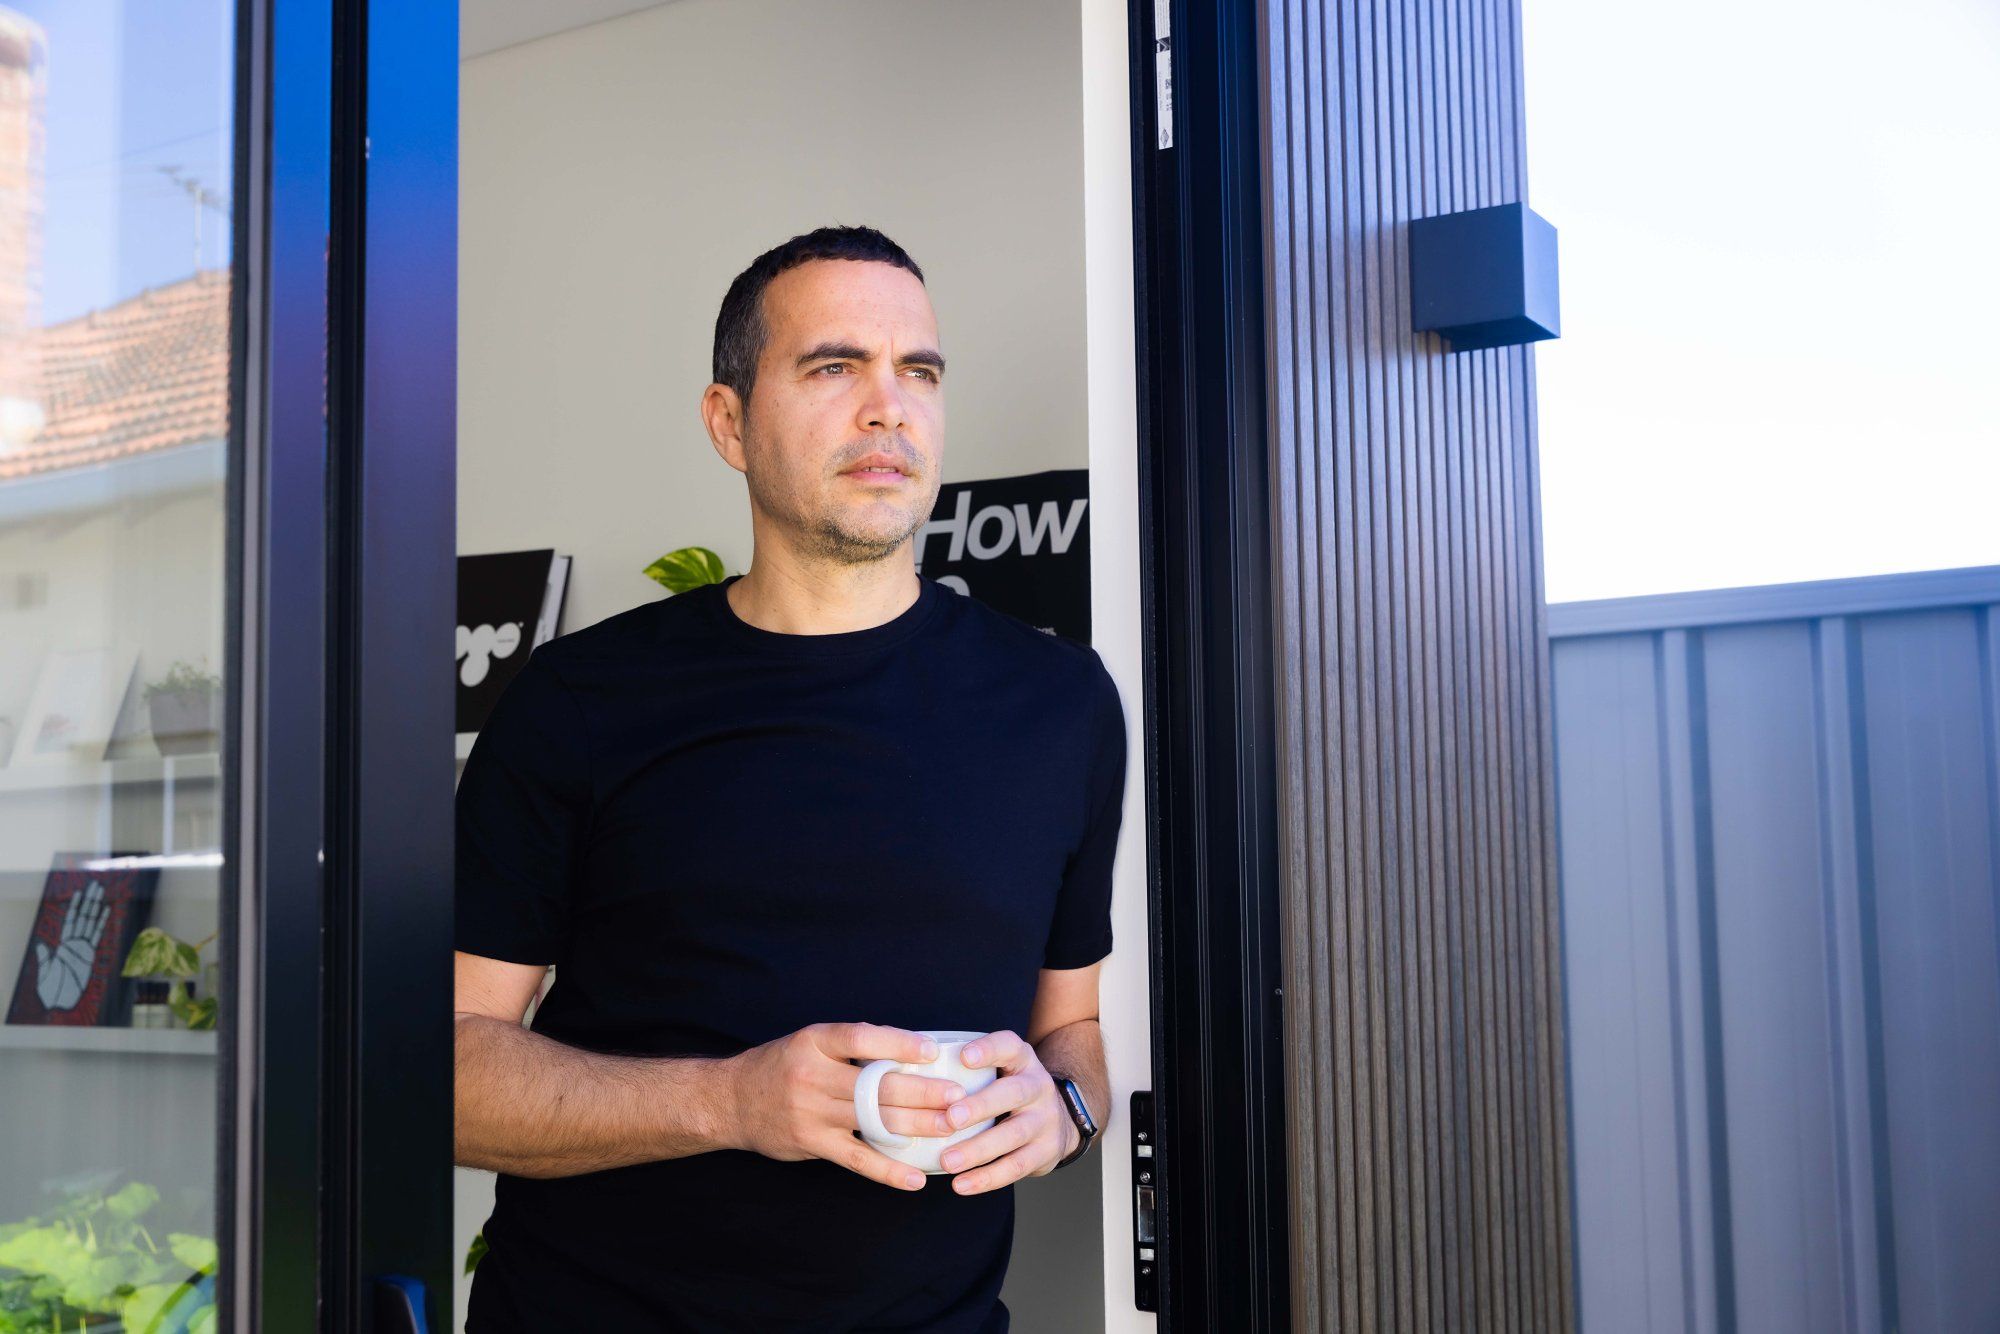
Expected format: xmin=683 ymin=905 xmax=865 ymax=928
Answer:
xmin=1261 ymin=2 xmax=1575 ymax=1332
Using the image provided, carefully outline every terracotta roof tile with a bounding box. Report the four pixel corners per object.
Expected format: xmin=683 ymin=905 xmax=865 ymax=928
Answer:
xmin=0 ymin=268 xmax=231 ymax=482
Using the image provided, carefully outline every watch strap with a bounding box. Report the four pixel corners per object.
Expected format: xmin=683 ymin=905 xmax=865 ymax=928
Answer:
xmin=1052 ymin=1076 xmax=1098 ymax=1169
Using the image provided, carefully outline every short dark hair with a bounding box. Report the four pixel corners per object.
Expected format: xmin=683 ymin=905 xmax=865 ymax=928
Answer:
xmin=711 ymin=225 xmax=927 ymax=408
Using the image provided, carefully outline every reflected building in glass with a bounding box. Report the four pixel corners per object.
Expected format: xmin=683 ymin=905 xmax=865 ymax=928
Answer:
xmin=0 ymin=4 xmax=231 ymax=1329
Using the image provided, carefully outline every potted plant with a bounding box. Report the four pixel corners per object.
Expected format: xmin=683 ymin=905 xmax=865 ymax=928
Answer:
xmin=642 ymin=546 xmax=730 ymax=593
xmin=0 ymin=1178 xmax=217 ymax=1332
xmin=142 ymin=659 xmax=223 ymax=757
xmin=121 ymin=928 xmax=218 ymax=1031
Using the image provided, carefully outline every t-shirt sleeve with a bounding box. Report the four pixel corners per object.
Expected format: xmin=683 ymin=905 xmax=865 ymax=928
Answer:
xmin=455 ymin=652 xmax=592 ymax=965
xmin=1043 ymin=658 xmax=1129 ymax=970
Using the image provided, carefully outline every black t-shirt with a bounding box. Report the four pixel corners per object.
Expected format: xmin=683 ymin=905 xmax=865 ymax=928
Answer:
xmin=457 ymin=573 xmax=1127 ymax=1333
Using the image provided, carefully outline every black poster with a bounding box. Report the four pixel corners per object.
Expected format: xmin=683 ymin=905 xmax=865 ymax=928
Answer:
xmin=457 ymin=549 xmax=563 ymax=733
xmin=915 ymin=469 xmax=1091 ymax=644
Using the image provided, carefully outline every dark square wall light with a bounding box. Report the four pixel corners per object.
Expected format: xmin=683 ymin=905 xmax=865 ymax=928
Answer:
xmin=1408 ymin=202 xmax=1560 ymax=352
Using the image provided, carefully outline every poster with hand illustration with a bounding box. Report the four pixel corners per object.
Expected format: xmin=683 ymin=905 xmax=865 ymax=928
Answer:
xmin=6 ymin=854 xmax=161 ymax=1028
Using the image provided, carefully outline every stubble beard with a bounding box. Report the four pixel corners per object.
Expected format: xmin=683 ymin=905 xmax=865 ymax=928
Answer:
xmin=800 ymin=508 xmax=920 ymax=566
xmin=746 ymin=435 xmax=940 ymax=568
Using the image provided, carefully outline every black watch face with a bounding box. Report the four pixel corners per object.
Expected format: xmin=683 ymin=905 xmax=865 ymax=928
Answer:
xmin=1060 ymin=1078 xmax=1097 ymax=1137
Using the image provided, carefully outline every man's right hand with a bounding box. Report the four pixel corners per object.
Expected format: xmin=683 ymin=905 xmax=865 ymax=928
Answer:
xmin=721 ymin=1022 xmax=965 ymax=1191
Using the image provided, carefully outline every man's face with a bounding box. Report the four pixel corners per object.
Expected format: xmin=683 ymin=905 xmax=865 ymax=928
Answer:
xmin=721 ymin=259 xmax=946 ymax=566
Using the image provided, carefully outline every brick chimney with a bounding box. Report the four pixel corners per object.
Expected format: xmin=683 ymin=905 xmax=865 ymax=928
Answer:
xmin=0 ymin=8 xmax=44 ymax=454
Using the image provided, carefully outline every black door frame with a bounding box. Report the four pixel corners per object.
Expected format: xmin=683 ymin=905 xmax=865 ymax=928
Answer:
xmin=232 ymin=0 xmax=1286 ymax=1329
xmin=1129 ymin=0 xmax=1293 ymax=1329
xmin=321 ymin=0 xmax=459 ymax=1328
xmin=233 ymin=0 xmax=459 ymax=1328
xmin=227 ymin=0 xmax=334 ymax=1326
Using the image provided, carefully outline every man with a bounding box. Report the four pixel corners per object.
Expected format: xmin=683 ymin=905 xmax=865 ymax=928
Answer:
xmin=455 ymin=225 xmax=1126 ymax=1331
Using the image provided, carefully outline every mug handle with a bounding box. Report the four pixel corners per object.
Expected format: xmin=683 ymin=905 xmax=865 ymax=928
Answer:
xmin=852 ymin=1059 xmax=911 ymax=1149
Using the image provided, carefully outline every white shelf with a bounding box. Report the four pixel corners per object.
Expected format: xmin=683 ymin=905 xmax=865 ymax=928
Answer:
xmin=0 ymin=1024 xmax=217 ymax=1057
xmin=0 ymin=752 xmax=220 ymax=796
xmin=0 ymin=865 xmax=220 ymax=900
xmin=0 ymin=742 xmax=464 ymax=789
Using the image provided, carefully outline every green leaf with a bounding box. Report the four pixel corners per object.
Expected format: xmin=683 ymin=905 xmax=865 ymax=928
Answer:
xmin=641 ymin=546 xmax=727 ymax=594
xmin=0 ymin=1223 xmax=80 ymax=1277
xmin=165 ymin=987 xmax=216 ymax=1030
xmin=188 ymin=1305 xmax=217 ymax=1334
xmin=58 ymin=1253 xmax=132 ymax=1313
xmin=121 ymin=1280 xmax=203 ymax=1333
xmin=102 ymin=1183 xmax=159 ymax=1224
xmin=166 ymin=1235 xmax=216 ymax=1277
xmin=463 ymin=1231 xmax=488 ymax=1276
xmin=122 ymin=929 xmax=201 ymax=980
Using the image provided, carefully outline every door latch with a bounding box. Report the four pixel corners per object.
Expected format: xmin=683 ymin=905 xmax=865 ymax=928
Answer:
xmin=1131 ymin=1090 xmax=1158 ymax=1311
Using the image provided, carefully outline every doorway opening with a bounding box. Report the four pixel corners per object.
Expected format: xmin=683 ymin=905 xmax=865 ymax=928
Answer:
xmin=450 ymin=1 xmax=1150 ymax=1328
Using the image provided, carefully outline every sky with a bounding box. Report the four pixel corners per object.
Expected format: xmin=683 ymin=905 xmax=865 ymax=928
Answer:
xmin=13 ymin=0 xmax=234 ymax=324
xmin=12 ymin=1 xmax=1996 ymax=604
xmin=1521 ymin=0 xmax=2000 ymax=603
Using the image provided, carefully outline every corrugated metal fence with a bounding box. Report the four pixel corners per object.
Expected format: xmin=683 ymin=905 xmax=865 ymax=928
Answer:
xmin=1550 ymin=566 xmax=2000 ymax=1334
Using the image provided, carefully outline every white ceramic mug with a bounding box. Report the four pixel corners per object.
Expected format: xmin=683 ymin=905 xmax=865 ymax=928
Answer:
xmin=852 ymin=1029 xmax=999 ymax=1174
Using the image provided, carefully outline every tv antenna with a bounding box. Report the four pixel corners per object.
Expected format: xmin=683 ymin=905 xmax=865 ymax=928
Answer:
xmin=156 ymin=166 xmax=228 ymax=272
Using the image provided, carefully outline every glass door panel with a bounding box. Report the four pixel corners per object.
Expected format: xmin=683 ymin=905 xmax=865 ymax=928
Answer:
xmin=0 ymin=4 xmax=236 ymax=1330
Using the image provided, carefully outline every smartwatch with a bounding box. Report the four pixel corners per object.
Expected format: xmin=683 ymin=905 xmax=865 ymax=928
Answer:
xmin=1051 ymin=1076 xmax=1100 ymax=1169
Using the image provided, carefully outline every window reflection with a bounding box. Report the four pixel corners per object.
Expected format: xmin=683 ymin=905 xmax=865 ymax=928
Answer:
xmin=0 ymin=4 xmax=233 ymax=1330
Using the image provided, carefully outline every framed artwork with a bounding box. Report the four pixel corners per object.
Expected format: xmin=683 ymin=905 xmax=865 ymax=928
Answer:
xmin=6 ymin=647 xmax=138 ymax=767
xmin=456 ymin=550 xmax=570 ymax=734
xmin=6 ymin=853 xmax=162 ymax=1027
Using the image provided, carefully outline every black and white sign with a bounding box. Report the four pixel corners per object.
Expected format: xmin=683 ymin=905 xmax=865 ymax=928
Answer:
xmin=457 ymin=549 xmax=571 ymax=734
xmin=915 ymin=469 xmax=1090 ymax=644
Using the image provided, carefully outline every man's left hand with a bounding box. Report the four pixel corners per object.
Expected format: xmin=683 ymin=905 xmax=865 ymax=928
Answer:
xmin=938 ymin=1029 xmax=1080 ymax=1195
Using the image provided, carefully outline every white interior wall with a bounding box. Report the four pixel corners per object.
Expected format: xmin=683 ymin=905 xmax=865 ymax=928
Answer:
xmin=1078 ymin=0 xmax=1149 ymax=1325
xmin=457 ymin=0 xmax=1090 ymax=633
xmin=457 ymin=1 xmax=1152 ymax=1329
